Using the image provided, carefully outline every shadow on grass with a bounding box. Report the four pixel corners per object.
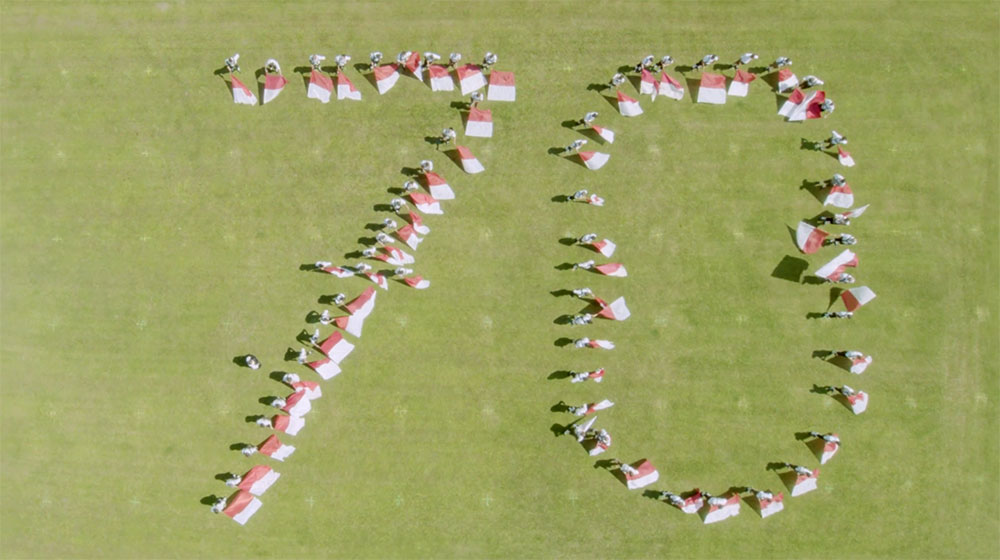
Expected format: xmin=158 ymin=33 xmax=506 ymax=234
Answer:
xmin=799 ymin=179 xmax=826 ymax=204
xmin=547 ymin=370 xmax=573 ymax=380
xmin=771 ymin=255 xmax=808 ymax=283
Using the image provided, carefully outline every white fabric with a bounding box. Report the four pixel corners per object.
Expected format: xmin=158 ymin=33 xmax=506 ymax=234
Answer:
xmin=465 ymin=120 xmax=493 ymax=138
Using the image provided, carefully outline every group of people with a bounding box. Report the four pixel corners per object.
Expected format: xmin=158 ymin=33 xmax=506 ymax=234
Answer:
xmin=223 ymin=50 xmax=504 ymax=105
xmin=211 ymin=51 xmax=508 ymax=525
xmin=210 ymin=49 xmax=508 ymax=525
xmin=549 ymin=52 xmax=875 ymax=523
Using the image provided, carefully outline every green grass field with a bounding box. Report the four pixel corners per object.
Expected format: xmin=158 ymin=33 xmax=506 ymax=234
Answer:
xmin=2 ymin=1 xmax=998 ymax=558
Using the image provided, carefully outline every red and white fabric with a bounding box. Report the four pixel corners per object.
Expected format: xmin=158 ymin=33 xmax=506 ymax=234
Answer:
xmin=465 ymin=107 xmax=493 ymax=137
xmin=396 ymin=223 xmax=424 ymax=250
xmin=316 ymin=331 xmax=355 ymax=363
xmin=820 ymin=439 xmax=840 ymax=464
xmin=407 ymin=211 xmax=431 ymax=234
xmin=588 ymin=434 xmax=611 ymax=456
xmin=788 ymin=90 xmax=825 ymax=121
xmin=845 ymin=204 xmax=870 ymax=219
xmin=319 ymin=265 xmax=354 ymax=278
xmin=428 ymin=64 xmax=454 ymax=91
xmin=702 ymin=495 xmax=741 ymax=524
xmin=456 ymin=145 xmax=484 ymax=174
xmin=333 ymin=313 xmax=366 ymax=337
xmin=791 ymin=469 xmax=819 ymax=496
xmin=658 ymin=72 xmax=685 ymax=100
xmin=823 ymin=181 xmax=854 ymax=208
xmin=262 ymin=74 xmax=287 ymax=104
xmin=617 ymin=91 xmax=643 ymax=116
xmin=758 ymin=493 xmax=784 ymax=518
xmin=306 ymin=357 xmax=342 ymax=380
xmin=847 ymin=391 xmax=869 ymax=414
xmin=307 ymin=70 xmax=333 ymax=103
xmin=776 ymin=68 xmax=798 ymax=93
xmin=595 ymin=296 xmax=630 ymax=321
xmin=582 ymin=399 xmax=614 ymax=415
xmin=841 ymin=286 xmax=876 ymax=311
xmin=336 ymin=73 xmax=362 ymax=101
xmin=230 ymin=76 xmax=258 ymax=105
xmin=623 ymin=459 xmax=659 ymax=490
xmin=403 ymin=275 xmax=431 ymax=289
xmin=487 ymin=70 xmax=515 ymax=101
xmin=639 ymin=68 xmax=656 ymax=95
xmin=374 ymin=64 xmax=400 ymax=95
xmin=403 ymin=51 xmax=422 ymax=81
xmin=373 ymin=245 xmax=414 ymax=266
xmin=850 ymin=355 xmax=873 ymax=374
xmin=287 ymin=380 xmax=321 ymax=400
xmin=591 ymin=125 xmax=615 ymax=143
xmin=586 ymin=368 xmax=605 ymax=382
xmin=579 ymin=151 xmax=610 ymax=170
xmin=838 ymin=147 xmax=856 ymax=167
xmin=272 ymin=414 xmax=305 ymax=436
xmin=364 ymin=272 xmax=388 ymax=291
xmin=588 ymin=238 xmax=616 ymax=257
xmin=456 ymin=64 xmax=487 ymax=95
xmin=728 ymin=69 xmax=756 ymax=97
xmin=585 ymin=194 xmax=605 ymax=206
xmin=281 ymin=390 xmax=311 ymax=417
xmin=777 ymin=88 xmax=805 ymax=117
xmin=595 ymin=263 xmax=627 ymax=277
xmin=344 ymin=286 xmax=377 ymax=318
xmin=258 ymin=434 xmax=295 ymax=461
xmin=680 ymin=491 xmax=704 ymax=514
xmin=814 ymin=249 xmax=858 ymax=281
xmin=422 ymin=171 xmax=454 ymax=200
xmin=588 ymin=339 xmax=615 ymax=350
xmin=222 ymin=490 xmax=262 ymax=525
xmin=696 ymin=73 xmax=727 ymax=104
xmin=408 ymin=192 xmax=443 ymax=215
xmin=238 ymin=465 xmax=281 ymax=496
xmin=796 ymin=221 xmax=829 ymax=254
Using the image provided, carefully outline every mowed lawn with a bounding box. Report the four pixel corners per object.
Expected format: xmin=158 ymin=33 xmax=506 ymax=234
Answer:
xmin=1 ymin=1 xmax=997 ymax=558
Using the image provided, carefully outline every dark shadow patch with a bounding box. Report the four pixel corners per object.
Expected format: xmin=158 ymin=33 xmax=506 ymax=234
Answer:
xmin=292 ymin=66 xmax=313 ymax=91
xmin=771 ymin=255 xmax=808 ymax=283
xmin=828 ymin=287 xmax=843 ymax=308
xmin=554 ymin=337 xmax=574 ymax=347
xmin=444 ymin=149 xmax=463 ymax=169
xmin=558 ymin=237 xmax=578 ymax=246
xmin=550 ymin=400 xmax=571 ymax=413
xmin=685 ymin=78 xmax=700 ymax=104
xmin=550 ymin=289 xmax=574 ymax=297
xmin=600 ymin=94 xmax=619 ymax=110
xmin=799 ymin=179 xmax=827 ymax=204
xmin=553 ymin=315 xmax=574 ymax=325
xmin=554 ymin=263 xmax=575 ymax=271
xmin=547 ymin=370 xmax=572 ymax=380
